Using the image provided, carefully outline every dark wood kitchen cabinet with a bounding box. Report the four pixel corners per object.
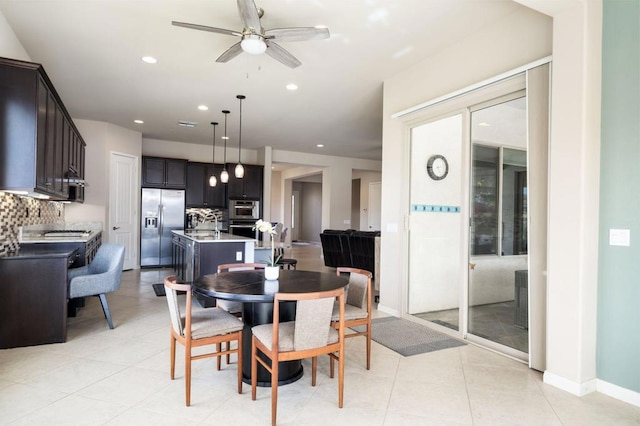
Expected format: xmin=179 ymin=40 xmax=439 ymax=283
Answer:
xmin=0 ymin=57 xmax=86 ymax=200
xmin=186 ymin=162 xmax=226 ymax=208
xmin=142 ymin=156 xmax=187 ymax=189
xmin=0 ymin=248 xmax=78 ymax=348
xmin=226 ymin=163 xmax=263 ymax=200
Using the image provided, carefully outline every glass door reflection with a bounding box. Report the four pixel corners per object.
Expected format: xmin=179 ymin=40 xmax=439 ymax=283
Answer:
xmin=468 ymin=96 xmax=529 ymax=355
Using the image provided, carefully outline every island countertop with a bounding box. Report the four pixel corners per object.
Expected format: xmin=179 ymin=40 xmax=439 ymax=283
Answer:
xmin=172 ymin=230 xmax=256 ymax=243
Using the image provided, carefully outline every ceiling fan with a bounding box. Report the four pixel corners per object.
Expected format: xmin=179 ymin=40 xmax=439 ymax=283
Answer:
xmin=172 ymin=0 xmax=330 ymax=68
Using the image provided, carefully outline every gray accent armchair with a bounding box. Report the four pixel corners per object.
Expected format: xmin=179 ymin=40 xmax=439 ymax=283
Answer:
xmin=68 ymin=243 xmax=125 ymax=329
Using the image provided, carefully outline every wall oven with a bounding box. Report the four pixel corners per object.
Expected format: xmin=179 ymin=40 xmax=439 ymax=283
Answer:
xmin=228 ymin=221 xmax=259 ymax=239
xmin=229 ymin=199 xmax=259 ymax=220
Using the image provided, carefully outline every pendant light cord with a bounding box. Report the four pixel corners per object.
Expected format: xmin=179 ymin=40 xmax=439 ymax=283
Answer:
xmin=237 ymin=95 xmax=244 ymax=164
xmin=222 ymin=110 xmax=229 ymax=165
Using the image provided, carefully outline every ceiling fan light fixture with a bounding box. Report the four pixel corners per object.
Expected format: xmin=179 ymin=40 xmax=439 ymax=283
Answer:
xmin=241 ymin=34 xmax=267 ymax=55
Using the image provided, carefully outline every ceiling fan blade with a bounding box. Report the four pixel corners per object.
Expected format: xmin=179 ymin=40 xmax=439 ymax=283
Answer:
xmin=237 ymin=0 xmax=262 ymax=32
xmin=265 ymin=27 xmax=330 ymax=42
xmin=172 ymin=21 xmax=242 ymax=37
xmin=216 ymin=42 xmax=244 ymax=63
xmin=265 ymin=41 xmax=301 ymax=69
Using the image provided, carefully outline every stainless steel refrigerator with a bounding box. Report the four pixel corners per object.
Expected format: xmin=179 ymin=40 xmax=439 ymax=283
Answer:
xmin=140 ymin=188 xmax=185 ymax=267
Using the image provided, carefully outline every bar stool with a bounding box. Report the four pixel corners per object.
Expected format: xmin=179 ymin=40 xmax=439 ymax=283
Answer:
xmin=277 ymin=258 xmax=297 ymax=270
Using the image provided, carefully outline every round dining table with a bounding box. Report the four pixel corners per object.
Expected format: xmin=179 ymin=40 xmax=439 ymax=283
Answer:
xmin=193 ymin=269 xmax=348 ymax=386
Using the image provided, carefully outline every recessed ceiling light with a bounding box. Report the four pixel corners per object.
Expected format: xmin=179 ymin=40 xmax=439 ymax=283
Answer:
xmin=134 ymin=119 xmax=144 ymax=124
xmin=286 ymin=83 xmax=298 ymax=91
xmin=198 ymin=105 xmax=209 ymax=111
xmin=478 ymin=122 xmax=491 ymax=127
xmin=317 ymin=144 xmax=324 ymax=148
xmin=141 ymin=56 xmax=157 ymax=64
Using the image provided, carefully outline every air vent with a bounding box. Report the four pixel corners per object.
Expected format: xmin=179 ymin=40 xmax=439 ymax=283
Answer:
xmin=177 ymin=120 xmax=198 ymax=128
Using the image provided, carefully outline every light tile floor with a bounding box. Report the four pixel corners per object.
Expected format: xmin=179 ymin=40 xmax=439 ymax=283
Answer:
xmin=1 ymin=243 xmax=639 ymax=425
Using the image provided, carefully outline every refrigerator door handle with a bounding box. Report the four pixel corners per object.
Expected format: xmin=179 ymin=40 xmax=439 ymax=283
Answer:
xmin=158 ymin=204 xmax=164 ymax=234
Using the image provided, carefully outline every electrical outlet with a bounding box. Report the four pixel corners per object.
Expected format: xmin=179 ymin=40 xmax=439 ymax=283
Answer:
xmin=236 ymin=251 xmax=242 ymax=261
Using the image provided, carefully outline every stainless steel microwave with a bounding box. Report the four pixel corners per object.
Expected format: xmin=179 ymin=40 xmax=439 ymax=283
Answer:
xmin=229 ymin=199 xmax=259 ymax=220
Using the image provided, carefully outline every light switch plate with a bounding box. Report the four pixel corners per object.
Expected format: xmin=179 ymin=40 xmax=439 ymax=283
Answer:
xmin=609 ymin=229 xmax=630 ymax=246
xmin=236 ymin=251 xmax=243 ymax=261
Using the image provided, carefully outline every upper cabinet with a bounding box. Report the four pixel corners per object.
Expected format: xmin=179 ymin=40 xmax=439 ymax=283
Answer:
xmin=0 ymin=57 xmax=86 ymax=201
xmin=226 ymin=164 xmax=263 ymax=201
xmin=186 ymin=162 xmax=226 ymax=208
xmin=142 ymin=156 xmax=187 ymax=189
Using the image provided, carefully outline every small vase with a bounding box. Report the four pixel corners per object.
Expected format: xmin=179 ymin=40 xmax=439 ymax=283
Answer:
xmin=264 ymin=265 xmax=280 ymax=280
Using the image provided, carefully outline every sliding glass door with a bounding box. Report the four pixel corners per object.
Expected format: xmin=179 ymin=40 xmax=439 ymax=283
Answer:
xmin=468 ymin=94 xmax=528 ymax=357
xmin=406 ymin=64 xmax=549 ymax=366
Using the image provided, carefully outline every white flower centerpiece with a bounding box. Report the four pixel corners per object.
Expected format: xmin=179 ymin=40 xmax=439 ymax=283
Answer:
xmin=253 ymin=219 xmax=281 ymax=280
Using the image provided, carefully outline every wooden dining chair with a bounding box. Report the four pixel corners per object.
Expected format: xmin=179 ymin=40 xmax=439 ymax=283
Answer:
xmin=329 ymin=267 xmax=373 ymax=374
xmin=163 ymin=275 xmax=244 ymax=406
xmin=251 ymin=288 xmax=346 ymax=426
xmin=216 ymin=263 xmax=266 ymax=316
xmin=216 ymin=263 xmax=265 ymax=364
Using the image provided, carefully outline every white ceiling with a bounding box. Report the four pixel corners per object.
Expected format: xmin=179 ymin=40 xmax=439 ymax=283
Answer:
xmin=0 ymin=0 xmax=526 ymax=161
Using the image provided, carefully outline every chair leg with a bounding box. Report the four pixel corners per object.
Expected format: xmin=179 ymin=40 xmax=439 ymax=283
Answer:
xmin=338 ymin=348 xmax=344 ymax=408
xmin=98 ymin=294 xmax=114 ymax=329
xmin=216 ymin=342 xmax=222 ymax=370
xmin=366 ymin=325 xmax=372 ymax=370
xmin=329 ymin=353 xmax=335 ymax=378
xmin=236 ymin=334 xmax=243 ymax=394
xmin=170 ymin=334 xmax=176 ymax=379
xmin=311 ymin=356 xmax=317 ymax=386
xmin=271 ymin=355 xmax=279 ymax=426
xmin=251 ymin=336 xmax=258 ymax=401
xmin=226 ymin=341 xmax=231 ymax=365
xmin=185 ymin=344 xmax=192 ymax=406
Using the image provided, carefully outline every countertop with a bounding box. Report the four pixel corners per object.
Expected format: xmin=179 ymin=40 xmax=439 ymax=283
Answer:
xmin=173 ymin=230 xmax=256 ymax=243
xmin=19 ymin=230 xmax=102 ymax=244
xmin=0 ymin=246 xmax=78 ymax=260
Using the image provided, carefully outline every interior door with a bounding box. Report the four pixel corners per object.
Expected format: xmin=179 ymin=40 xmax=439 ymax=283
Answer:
xmin=368 ymin=182 xmax=381 ymax=231
xmin=109 ymin=152 xmax=138 ymax=270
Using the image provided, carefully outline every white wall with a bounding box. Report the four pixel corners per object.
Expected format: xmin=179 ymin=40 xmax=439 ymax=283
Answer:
xmin=0 ymin=10 xmax=30 ymax=61
xmin=142 ymin=138 xmax=259 ymax=165
xmin=543 ymin=1 xmax=602 ymax=396
xmin=66 ymin=120 xmax=142 ymax=246
xmin=270 ymin=170 xmax=283 ymax=221
xmin=380 ymin=6 xmax=552 ymax=318
xmin=407 ymin=115 xmax=463 ymax=313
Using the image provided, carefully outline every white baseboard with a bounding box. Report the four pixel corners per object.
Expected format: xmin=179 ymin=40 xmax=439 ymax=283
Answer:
xmin=543 ymin=371 xmax=597 ymax=396
xmin=597 ymin=379 xmax=640 ymax=407
xmin=376 ymin=303 xmax=399 ymax=317
xmin=544 ymin=372 xmax=640 ymax=407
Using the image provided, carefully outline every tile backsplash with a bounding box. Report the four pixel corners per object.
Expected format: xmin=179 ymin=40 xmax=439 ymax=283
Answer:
xmin=0 ymin=192 xmax=65 ymax=255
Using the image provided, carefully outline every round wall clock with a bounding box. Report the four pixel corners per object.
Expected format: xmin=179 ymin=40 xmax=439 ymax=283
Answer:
xmin=426 ymin=154 xmax=449 ymax=180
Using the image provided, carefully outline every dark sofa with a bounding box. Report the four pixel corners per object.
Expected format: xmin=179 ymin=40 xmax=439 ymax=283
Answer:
xmin=320 ymin=229 xmax=380 ymax=280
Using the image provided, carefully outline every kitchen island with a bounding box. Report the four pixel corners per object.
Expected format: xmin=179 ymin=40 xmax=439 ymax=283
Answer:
xmin=172 ymin=230 xmax=256 ymax=307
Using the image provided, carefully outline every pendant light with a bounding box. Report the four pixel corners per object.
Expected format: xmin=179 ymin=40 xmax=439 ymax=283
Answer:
xmin=208 ymin=122 xmax=218 ymax=187
xmin=220 ymin=110 xmax=230 ymax=184
xmin=235 ymin=95 xmax=245 ymax=179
